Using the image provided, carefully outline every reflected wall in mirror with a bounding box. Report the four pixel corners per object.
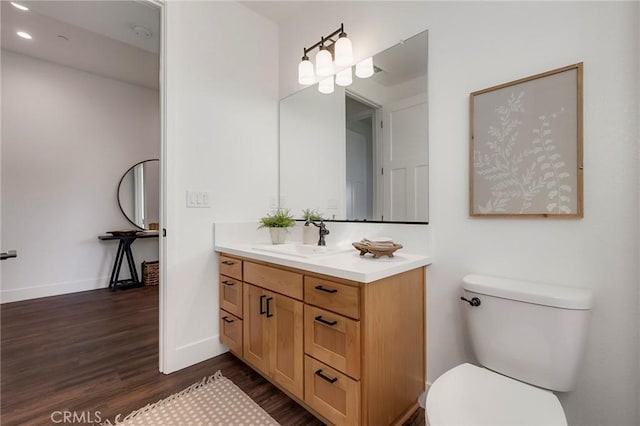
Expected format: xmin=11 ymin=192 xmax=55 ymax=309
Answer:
xmin=117 ymin=159 xmax=160 ymax=229
xmin=280 ymin=30 xmax=428 ymax=223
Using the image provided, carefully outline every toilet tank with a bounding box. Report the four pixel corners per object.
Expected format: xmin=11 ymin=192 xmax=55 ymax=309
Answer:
xmin=462 ymin=274 xmax=593 ymax=392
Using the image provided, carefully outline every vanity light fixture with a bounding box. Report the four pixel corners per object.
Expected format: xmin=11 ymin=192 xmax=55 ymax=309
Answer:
xmin=315 ymin=38 xmax=334 ymax=77
xmin=334 ymin=31 xmax=353 ymax=67
xmin=10 ymin=2 xmax=29 ymax=11
xmin=335 ymin=66 xmax=352 ymax=87
xmin=17 ymin=31 xmax=32 ymax=40
xmin=298 ymin=23 xmax=371 ymax=94
xmin=355 ymin=57 xmax=374 ymax=78
xmin=298 ymin=53 xmax=315 ymax=85
xmin=318 ymin=75 xmax=335 ymax=94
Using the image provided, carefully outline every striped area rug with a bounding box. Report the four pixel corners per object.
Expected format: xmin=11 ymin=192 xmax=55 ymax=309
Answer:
xmin=103 ymin=371 xmax=279 ymax=425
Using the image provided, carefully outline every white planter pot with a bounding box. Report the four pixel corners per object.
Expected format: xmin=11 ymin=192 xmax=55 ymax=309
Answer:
xmin=302 ymin=225 xmax=317 ymax=245
xmin=269 ymin=228 xmax=288 ymax=244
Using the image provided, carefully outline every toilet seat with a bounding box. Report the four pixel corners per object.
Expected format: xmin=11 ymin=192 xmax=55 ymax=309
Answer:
xmin=426 ymin=363 xmax=567 ymax=426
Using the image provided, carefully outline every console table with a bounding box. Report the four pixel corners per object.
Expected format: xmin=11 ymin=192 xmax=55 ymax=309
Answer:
xmin=98 ymin=231 xmax=159 ymax=290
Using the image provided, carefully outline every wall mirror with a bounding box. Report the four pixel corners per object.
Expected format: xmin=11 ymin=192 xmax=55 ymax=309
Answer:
xmin=117 ymin=159 xmax=160 ymax=229
xmin=280 ymin=30 xmax=428 ymax=223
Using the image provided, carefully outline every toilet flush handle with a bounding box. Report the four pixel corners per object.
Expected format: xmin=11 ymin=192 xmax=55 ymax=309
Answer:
xmin=460 ymin=296 xmax=481 ymax=307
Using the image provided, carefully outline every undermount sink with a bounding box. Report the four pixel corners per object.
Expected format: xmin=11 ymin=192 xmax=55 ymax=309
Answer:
xmin=252 ymin=243 xmax=351 ymax=258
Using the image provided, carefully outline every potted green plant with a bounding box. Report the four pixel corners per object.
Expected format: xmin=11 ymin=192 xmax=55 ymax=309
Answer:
xmin=301 ymin=208 xmax=325 ymax=245
xmin=259 ymin=208 xmax=295 ymax=244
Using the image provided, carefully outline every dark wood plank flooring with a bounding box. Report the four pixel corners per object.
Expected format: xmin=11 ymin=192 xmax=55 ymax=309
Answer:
xmin=1 ymin=286 xmax=424 ymax=425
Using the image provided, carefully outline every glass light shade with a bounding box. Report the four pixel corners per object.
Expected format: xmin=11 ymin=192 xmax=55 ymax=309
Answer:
xmin=334 ymin=36 xmax=353 ymax=67
xmin=355 ymin=57 xmax=374 ymax=78
xmin=335 ymin=67 xmax=352 ymax=87
xmin=318 ymin=76 xmax=334 ymax=94
xmin=298 ymin=59 xmax=315 ymax=85
xmin=315 ymin=49 xmax=333 ymax=77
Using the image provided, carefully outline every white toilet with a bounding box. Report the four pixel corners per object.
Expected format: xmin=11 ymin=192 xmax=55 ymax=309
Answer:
xmin=426 ymin=274 xmax=593 ymax=426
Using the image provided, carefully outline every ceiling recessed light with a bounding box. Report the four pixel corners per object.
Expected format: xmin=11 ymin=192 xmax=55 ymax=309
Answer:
xmin=17 ymin=31 xmax=32 ymax=40
xmin=10 ymin=2 xmax=29 ymax=11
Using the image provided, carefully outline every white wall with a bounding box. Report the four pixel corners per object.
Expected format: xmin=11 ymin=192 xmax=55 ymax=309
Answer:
xmin=163 ymin=1 xmax=278 ymax=373
xmin=278 ymin=2 xmax=639 ymax=426
xmin=1 ymin=51 xmax=160 ymax=302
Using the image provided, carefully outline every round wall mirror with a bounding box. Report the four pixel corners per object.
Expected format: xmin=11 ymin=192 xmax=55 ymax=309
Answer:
xmin=117 ymin=159 xmax=160 ymax=230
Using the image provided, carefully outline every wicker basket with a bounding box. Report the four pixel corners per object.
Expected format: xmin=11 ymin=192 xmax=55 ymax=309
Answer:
xmin=142 ymin=260 xmax=159 ymax=286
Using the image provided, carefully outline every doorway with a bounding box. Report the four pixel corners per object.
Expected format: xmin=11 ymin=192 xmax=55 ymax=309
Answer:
xmin=345 ymin=94 xmax=379 ymax=221
xmin=0 ymin=0 xmax=164 ymax=366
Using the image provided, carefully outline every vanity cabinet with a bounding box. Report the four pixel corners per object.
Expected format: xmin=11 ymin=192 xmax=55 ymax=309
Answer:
xmin=217 ymin=252 xmax=426 ymax=426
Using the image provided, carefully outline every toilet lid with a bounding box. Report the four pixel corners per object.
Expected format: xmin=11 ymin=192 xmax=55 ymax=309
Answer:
xmin=426 ymin=363 xmax=567 ymax=426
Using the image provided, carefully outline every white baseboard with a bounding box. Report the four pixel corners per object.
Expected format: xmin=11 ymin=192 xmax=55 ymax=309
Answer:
xmin=162 ymin=334 xmax=228 ymax=374
xmin=1 ymin=277 xmax=110 ymax=303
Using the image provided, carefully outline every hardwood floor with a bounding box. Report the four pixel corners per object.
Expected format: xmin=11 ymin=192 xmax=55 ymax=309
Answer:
xmin=1 ymin=286 xmax=425 ymax=425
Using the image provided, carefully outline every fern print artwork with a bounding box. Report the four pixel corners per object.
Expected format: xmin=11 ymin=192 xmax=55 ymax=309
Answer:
xmin=470 ymin=65 xmax=582 ymax=216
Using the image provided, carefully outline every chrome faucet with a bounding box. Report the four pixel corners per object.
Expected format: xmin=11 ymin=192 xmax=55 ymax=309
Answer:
xmin=311 ymin=220 xmax=330 ymax=246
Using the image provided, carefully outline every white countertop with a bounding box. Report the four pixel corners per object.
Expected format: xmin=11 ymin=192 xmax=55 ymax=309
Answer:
xmin=215 ymin=242 xmax=432 ymax=283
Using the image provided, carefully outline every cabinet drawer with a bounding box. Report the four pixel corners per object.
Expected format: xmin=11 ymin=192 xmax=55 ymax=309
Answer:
xmin=219 ymin=276 xmax=243 ymax=318
xmin=244 ymin=261 xmax=303 ymax=300
xmin=304 ymin=276 xmax=360 ymax=319
xmin=304 ymin=305 xmax=361 ymax=379
xmin=304 ymin=355 xmax=360 ymax=426
xmin=219 ymin=310 xmax=243 ymax=356
xmin=219 ymin=255 xmax=242 ymax=280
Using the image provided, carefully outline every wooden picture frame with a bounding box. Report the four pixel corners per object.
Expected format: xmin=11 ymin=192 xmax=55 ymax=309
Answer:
xmin=470 ymin=63 xmax=583 ymax=217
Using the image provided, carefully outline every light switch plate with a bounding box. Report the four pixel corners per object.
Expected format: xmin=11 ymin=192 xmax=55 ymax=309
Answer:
xmin=269 ymin=195 xmax=287 ymax=210
xmin=186 ymin=190 xmax=211 ymax=208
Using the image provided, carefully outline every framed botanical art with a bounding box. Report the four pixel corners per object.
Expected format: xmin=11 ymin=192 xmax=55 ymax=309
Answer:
xmin=470 ymin=63 xmax=583 ymax=217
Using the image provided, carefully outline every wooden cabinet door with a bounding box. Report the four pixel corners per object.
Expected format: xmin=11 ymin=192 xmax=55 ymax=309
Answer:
xmin=269 ymin=293 xmax=304 ymax=400
xmin=243 ymin=283 xmax=269 ymax=375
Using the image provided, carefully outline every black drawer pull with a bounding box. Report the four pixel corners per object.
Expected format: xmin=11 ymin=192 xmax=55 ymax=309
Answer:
xmin=315 ymin=369 xmax=338 ymax=384
xmin=222 ymin=316 xmax=234 ymax=323
xmin=266 ymin=297 xmax=273 ymax=318
xmin=221 ymin=260 xmax=235 ymax=266
xmin=315 ymin=285 xmax=337 ymax=294
xmin=260 ymin=295 xmax=267 ymax=315
xmin=222 ymin=280 xmax=235 ymax=286
xmin=314 ymin=315 xmax=337 ymax=326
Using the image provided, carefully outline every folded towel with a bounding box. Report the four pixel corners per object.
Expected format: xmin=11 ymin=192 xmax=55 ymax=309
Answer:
xmin=363 ymin=236 xmax=393 ymax=243
xmin=360 ymin=238 xmax=397 ymax=248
